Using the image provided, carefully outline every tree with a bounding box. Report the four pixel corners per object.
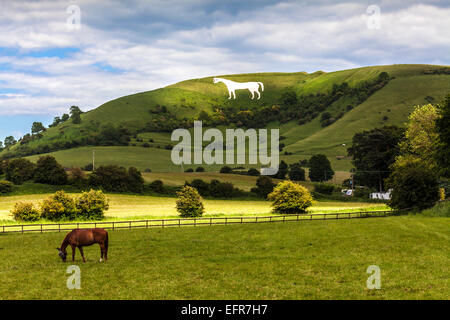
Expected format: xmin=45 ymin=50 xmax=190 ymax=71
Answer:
xmin=289 ymin=163 xmax=306 ymax=181
xmin=268 ymin=180 xmax=313 ymax=214
xmin=61 ymin=113 xmax=70 ymax=122
xmin=308 ymin=154 xmax=334 ymax=182
xmin=436 ymin=95 xmax=450 ymax=176
xmin=399 ymin=104 xmax=440 ymax=169
xmin=50 ymin=117 xmax=61 ymax=127
xmin=88 ymin=165 xmax=130 ymax=192
xmin=176 ymin=185 xmax=204 ymax=217
xmin=4 ymin=158 xmax=36 ymax=184
xmin=251 ymin=176 xmax=275 ymax=198
xmin=31 ymin=122 xmax=45 ymax=135
xmin=33 ymin=155 xmax=68 ymax=185
xmin=386 ymin=156 xmax=440 ymax=211
xmin=273 ymin=160 xmax=288 ymax=179
xmin=347 ymin=126 xmax=403 ymax=190
xmin=70 ymin=106 xmax=82 ymax=124
xmin=4 ymin=136 xmax=16 ymax=148
xmin=127 ymin=167 xmax=144 ymax=193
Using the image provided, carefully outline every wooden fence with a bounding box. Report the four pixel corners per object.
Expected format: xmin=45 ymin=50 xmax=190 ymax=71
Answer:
xmin=0 ymin=210 xmax=393 ymax=235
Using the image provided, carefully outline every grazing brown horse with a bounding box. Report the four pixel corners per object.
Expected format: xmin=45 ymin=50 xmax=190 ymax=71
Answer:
xmin=57 ymin=228 xmax=108 ymax=262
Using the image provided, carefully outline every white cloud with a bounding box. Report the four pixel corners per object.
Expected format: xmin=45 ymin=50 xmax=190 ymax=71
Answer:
xmin=0 ymin=0 xmax=449 ymax=117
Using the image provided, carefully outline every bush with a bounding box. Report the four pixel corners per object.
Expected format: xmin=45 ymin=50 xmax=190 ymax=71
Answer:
xmin=188 ymin=179 xmax=210 ymax=197
xmin=184 ymin=168 xmax=194 ymax=172
xmin=75 ymin=190 xmax=109 ymax=220
xmin=88 ymin=165 xmax=130 ymax=192
xmin=68 ymin=167 xmax=88 ymax=188
xmin=195 ymin=167 xmax=205 ymax=172
xmin=289 ymin=163 xmax=306 ymax=181
xmin=33 ymin=155 xmax=68 ymax=185
xmin=176 ymin=185 xmax=204 ymax=217
xmin=0 ymin=180 xmax=14 ymax=194
xmin=220 ymin=166 xmax=232 ymax=174
xmin=209 ymin=179 xmax=234 ymax=198
xmin=148 ymin=180 xmax=164 ymax=193
xmin=313 ymin=183 xmax=334 ymax=195
xmin=308 ymin=154 xmax=334 ymax=182
xmin=40 ymin=191 xmax=77 ymax=221
xmin=386 ymin=158 xmax=440 ymax=211
xmin=251 ymin=176 xmax=275 ymax=198
xmin=268 ymin=180 xmax=313 ymax=214
xmin=11 ymin=202 xmax=41 ymax=222
xmin=127 ymin=167 xmax=144 ymax=193
xmin=4 ymin=158 xmax=35 ymax=184
xmin=247 ymin=168 xmax=260 ymax=176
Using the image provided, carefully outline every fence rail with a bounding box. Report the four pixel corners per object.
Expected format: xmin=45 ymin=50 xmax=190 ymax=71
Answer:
xmin=0 ymin=210 xmax=394 ymax=235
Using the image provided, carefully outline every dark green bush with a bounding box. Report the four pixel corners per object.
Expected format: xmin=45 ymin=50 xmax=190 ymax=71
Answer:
xmin=209 ymin=179 xmax=234 ymax=198
xmin=251 ymin=176 xmax=275 ymax=198
xmin=33 ymin=155 xmax=68 ymax=185
xmin=0 ymin=180 xmax=14 ymax=194
xmin=148 ymin=180 xmax=164 ymax=193
xmin=386 ymin=158 xmax=440 ymax=211
xmin=247 ymin=168 xmax=260 ymax=176
xmin=188 ymin=179 xmax=210 ymax=197
xmin=220 ymin=166 xmax=232 ymax=174
xmin=313 ymin=183 xmax=335 ymax=195
xmin=4 ymin=158 xmax=36 ymax=184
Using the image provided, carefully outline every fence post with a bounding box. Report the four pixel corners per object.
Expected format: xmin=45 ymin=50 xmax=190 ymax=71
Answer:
xmin=41 ymin=224 xmax=43 ymax=233
xmin=225 ymin=217 xmax=228 ymax=225
xmin=22 ymin=225 xmax=23 ymax=234
xmin=194 ymin=219 xmax=197 ymax=227
xmin=162 ymin=220 xmax=164 ymax=228
xmin=179 ymin=219 xmax=181 ymax=227
xmin=210 ymin=218 xmax=212 ymax=226
xmin=112 ymin=222 xmax=115 ymax=231
xmin=241 ymin=217 xmax=243 ymax=224
xmin=129 ymin=221 xmax=131 ymax=230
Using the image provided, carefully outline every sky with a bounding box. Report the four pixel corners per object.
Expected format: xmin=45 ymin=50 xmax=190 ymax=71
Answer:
xmin=0 ymin=0 xmax=449 ymax=142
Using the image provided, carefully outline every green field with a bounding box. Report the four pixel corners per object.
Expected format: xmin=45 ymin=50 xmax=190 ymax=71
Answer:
xmin=0 ymin=216 xmax=448 ymax=299
xmin=0 ymin=192 xmax=388 ymax=222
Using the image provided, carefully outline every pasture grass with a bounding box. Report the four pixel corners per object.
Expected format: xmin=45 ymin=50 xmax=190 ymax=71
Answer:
xmin=0 ymin=215 xmax=448 ymax=299
xmin=0 ymin=192 xmax=389 ymax=223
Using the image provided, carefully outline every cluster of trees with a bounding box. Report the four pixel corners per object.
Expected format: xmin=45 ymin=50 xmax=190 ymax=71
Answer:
xmin=348 ymin=95 xmax=450 ymax=211
xmin=185 ymin=179 xmax=244 ymax=198
xmin=0 ymin=106 xmax=85 ymax=157
xmin=197 ymin=72 xmax=390 ymax=129
xmin=0 ymin=156 xmax=146 ymax=195
xmin=11 ymin=190 xmax=109 ymax=222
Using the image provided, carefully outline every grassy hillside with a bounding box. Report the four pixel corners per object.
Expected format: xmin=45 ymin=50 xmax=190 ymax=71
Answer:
xmin=4 ymin=64 xmax=450 ymax=173
xmin=0 ymin=216 xmax=448 ymax=299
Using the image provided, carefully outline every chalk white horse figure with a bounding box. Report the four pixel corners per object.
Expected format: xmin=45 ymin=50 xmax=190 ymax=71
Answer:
xmin=213 ymin=78 xmax=264 ymax=100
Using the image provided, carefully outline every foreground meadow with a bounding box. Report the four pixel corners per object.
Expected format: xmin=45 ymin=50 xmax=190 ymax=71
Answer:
xmin=0 ymin=216 xmax=448 ymax=299
xmin=0 ymin=192 xmax=388 ymax=222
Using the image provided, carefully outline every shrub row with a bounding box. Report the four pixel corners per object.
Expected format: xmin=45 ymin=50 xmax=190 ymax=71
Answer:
xmin=10 ymin=190 xmax=109 ymax=222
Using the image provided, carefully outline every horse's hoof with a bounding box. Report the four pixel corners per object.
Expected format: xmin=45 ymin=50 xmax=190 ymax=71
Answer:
xmin=99 ymin=258 xmax=103 ymax=262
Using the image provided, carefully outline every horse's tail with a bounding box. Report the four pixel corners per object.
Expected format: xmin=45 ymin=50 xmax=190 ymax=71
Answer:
xmin=258 ymin=82 xmax=264 ymax=91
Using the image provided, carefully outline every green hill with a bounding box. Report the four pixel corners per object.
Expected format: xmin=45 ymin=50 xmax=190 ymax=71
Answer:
xmin=2 ymin=64 xmax=450 ymax=173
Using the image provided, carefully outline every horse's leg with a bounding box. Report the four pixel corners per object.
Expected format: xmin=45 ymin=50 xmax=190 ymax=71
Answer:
xmin=99 ymin=244 xmax=105 ymax=262
xmin=228 ymin=90 xmax=232 ymax=99
xmin=71 ymin=245 xmax=76 ymax=262
xmin=79 ymin=246 xmax=86 ymax=263
xmin=250 ymin=90 xmax=254 ymax=100
xmin=233 ymin=91 xmax=236 ymax=99
xmin=257 ymin=90 xmax=261 ymax=100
